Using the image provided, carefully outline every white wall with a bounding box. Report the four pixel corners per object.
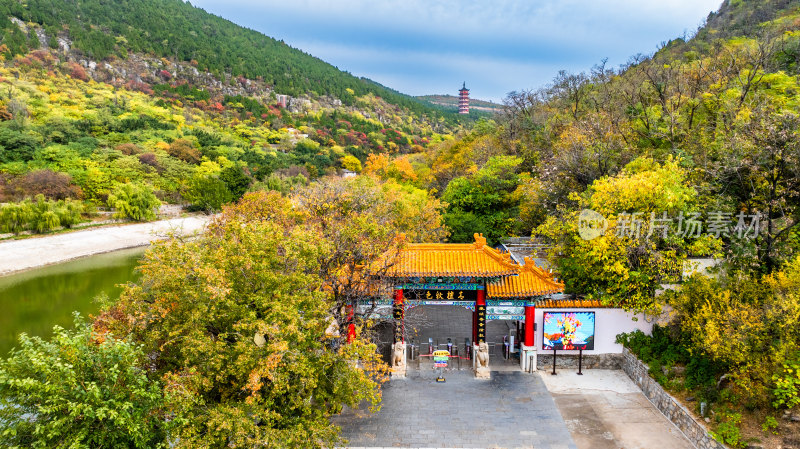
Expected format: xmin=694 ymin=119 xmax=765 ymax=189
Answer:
xmin=533 ymin=308 xmax=653 ymax=354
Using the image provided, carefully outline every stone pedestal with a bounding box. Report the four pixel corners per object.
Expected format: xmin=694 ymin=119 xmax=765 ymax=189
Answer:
xmin=520 ymin=344 xmax=537 ymax=372
xmin=390 ymin=342 xmax=407 ymax=378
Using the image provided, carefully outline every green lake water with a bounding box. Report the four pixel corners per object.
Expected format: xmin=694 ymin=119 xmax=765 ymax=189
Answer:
xmin=0 ymin=247 xmax=147 ymax=356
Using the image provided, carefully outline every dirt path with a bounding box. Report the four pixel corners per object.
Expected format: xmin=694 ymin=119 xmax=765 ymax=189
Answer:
xmin=0 ymin=215 xmax=210 ymax=276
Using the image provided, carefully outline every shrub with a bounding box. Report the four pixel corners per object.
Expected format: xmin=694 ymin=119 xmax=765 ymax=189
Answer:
xmin=39 ymin=117 xmax=82 ymax=144
xmin=276 ymin=165 xmax=310 ymax=179
xmin=67 ymin=62 xmax=88 ymax=81
xmin=184 ymin=174 xmax=232 ymax=213
xmin=0 ymin=202 xmax=32 ymax=233
xmin=711 ymin=412 xmax=743 ymax=447
xmin=0 ymin=315 xmax=169 ymax=448
xmin=138 ymin=152 xmax=160 ymax=168
xmin=54 ymin=199 xmax=84 ymax=228
xmin=32 ymin=208 xmax=60 ymax=233
xmin=617 ymin=326 xmax=719 ymax=392
xmin=10 ymin=169 xmax=82 ymax=200
xmin=772 ymin=352 xmax=800 ymax=409
xmin=341 ymin=154 xmax=362 ymax=173
xmin=107 ymin=183 xmax=161 ymax=221
xmin=0 ymin=196 xmax=85 ymax=234
xmin=253 ymin=173 xmax=307 ymax=195
xmin=762 ymin=416 xmax=779 ymax=434
xmin=167 ymin=139 xmax=200 ymax=164
xmin=115 ymin=143 xmax=143 ymax=155
xmin=0 ymin=127 xmax=39 ymax=163
xmin=670 ymin=262 xmax=800 ymax=408
xmin=219 ymin=165 xmax=251 ymax=199
xmin=616 ymin=326 xmax=688 ymax=366
xmin=685 ymin=356 xmax=724 ymax=403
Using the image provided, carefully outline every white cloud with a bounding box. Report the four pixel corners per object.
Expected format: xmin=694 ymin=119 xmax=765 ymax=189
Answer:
xmin=190 ymin=0 xmax=722 ymax=100
xmin=294 ymin=39 xmax=602 ymax=101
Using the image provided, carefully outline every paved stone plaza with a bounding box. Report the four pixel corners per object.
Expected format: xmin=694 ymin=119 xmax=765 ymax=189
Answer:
xmin=337 ymin=299 xmax=692 ymax=448
xmin=333 ymin=367 xmax=694 ymax=449
xmin=332 ymin=369 xmax=578 ymax=449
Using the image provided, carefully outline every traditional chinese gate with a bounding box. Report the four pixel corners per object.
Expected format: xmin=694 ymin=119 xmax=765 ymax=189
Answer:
xmin=354 ymin=234 xmax=564 ymax=373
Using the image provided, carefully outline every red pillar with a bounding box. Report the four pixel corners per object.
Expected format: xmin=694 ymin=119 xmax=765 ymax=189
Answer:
xmin=393 ymin=288 xmax=405 ymax=343
xmin=346 ymin=304 xmax=356 ymax=343
xmin=524 ymin=305 xmax=536 ymax=347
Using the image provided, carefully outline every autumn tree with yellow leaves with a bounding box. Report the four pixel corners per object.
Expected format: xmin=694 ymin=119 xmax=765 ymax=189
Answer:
xmin=96 ymin=189 xmax=390 ymax=448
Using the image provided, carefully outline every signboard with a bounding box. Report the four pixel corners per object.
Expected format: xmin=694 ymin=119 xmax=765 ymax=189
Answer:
xmin=486 ymin=305 xmax=524 ymax=321
xmin=404 ymin=289 xmax=477 ymax=302
xmin=355 ymin=304 xmax=393 ymax=319
xmin=399 ymin=283 xmax=482 ymax=290
xmin=406 ymin=300 xmax=474 ymax=309
xmin=476 ymin=302 xmax=486 ymax=342
xmin=433 ymin=350 xmax=449 ymax=368
xmin=542 ymin=311 xmax=595 ymax=350
xmin=393 ymin=300 xmax=404 ymax=341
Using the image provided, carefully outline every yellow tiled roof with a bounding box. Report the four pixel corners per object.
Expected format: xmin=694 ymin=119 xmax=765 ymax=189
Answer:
xmin=382 ymin=234 xmax=564 ymax=298
xmin=487 ymin=257 xmax=564 ymax=298
xmin=387 ymin=233 xmax=520 ymax=277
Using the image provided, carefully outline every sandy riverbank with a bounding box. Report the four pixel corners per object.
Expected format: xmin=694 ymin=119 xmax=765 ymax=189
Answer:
xmin=0 ymin=215 xmax=210 ymax=276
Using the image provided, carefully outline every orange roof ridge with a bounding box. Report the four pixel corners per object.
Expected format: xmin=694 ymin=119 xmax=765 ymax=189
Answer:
xmin=521 ymin=256 xmax=557 ymax=278
xmin=472 ymin=233 xmax=488 ymax=248
xmin=486 ymin=257 xmax=564 ymax=298
xmin=406 ymin=243 xmax=479 ymax=249
xmin=386 ymin=234 xmax=521 ymax=278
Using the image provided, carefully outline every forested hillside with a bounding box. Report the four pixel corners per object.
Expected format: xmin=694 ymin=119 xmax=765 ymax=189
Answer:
xmin=0 ymin=0 xmax=480 ymax=233
xmin=703 ymin=0 xmax=799 ymax=39
xmin=0 ymin=0 xmax=461 ymax=118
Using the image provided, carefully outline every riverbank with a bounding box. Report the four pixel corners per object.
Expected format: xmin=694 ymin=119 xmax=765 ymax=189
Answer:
xmin=0 ymin=215 xmax=210 ymax=276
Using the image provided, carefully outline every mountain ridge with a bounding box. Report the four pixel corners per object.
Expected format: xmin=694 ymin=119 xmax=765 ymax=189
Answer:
xmin=0 ymin=0 xmax=476 ymax=121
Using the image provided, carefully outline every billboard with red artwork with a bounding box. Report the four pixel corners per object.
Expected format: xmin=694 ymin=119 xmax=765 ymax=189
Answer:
xmin=542 ymin=311 xmax=595 ymax=350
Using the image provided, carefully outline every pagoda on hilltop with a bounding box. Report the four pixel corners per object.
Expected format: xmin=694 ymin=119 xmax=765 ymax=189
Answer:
xmin=458 ymin=82 xmax=470 ymax=114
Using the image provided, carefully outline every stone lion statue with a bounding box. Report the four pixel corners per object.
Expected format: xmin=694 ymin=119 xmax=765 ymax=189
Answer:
xmin=392 ymin=342 xmax=406 ymax=367
xmin=476 ymin=342 xmax=489 ymax=368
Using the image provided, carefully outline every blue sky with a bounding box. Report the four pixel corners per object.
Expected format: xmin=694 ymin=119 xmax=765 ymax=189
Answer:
xmin=189 ymin=0 xmax=722 ymax=102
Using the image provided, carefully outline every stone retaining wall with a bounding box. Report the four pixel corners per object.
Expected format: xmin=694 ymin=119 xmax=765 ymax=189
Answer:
xmin=536 ymin=352 xmax=622 ymax=370
xmin=621 ymin=347 xmax=726 ymax=449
